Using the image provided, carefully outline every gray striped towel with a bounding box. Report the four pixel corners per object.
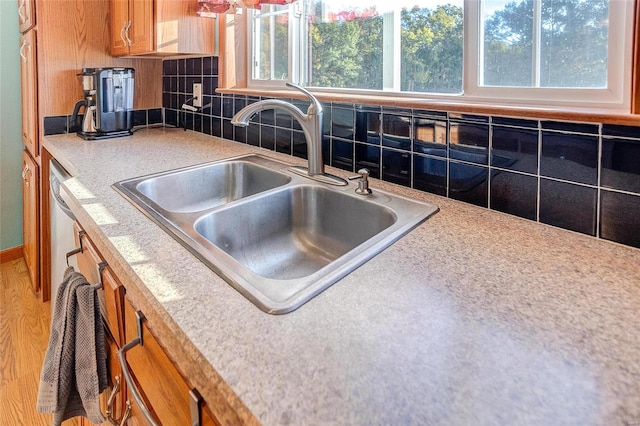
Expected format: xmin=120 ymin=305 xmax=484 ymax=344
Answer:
xmin=37 ymin=266 xmax=107 ymax=425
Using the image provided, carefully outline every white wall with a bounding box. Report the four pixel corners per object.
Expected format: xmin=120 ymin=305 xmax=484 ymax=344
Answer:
xmin=0 ymin=1 xmax=24 ymax=250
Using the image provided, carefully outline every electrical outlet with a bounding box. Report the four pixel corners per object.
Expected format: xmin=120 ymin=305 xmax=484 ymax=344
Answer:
xmin=193 ymin=83 xmax=202 ymax=108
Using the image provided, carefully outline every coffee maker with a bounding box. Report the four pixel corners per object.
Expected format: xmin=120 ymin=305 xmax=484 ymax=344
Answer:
xmin=71 ymin=67 xmax=135 ymax=140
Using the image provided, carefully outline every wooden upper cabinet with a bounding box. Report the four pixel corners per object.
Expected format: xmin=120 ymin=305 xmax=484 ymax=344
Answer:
xmin=110 ymin=0 xmax=216 ymax=57
xmin=19 ymin=30 xmax=38 ymax=157
xmin=22 ymin=150 xmax=39 ymax=294
xmin=17 ymin=0 xmax=35 ymax=33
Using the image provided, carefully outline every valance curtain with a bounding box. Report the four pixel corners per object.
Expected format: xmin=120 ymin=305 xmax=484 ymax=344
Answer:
xmin=197 ymin=0 xmax=297 ymax=16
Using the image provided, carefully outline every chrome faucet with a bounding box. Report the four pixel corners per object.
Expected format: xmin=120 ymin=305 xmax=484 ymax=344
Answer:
xmin=231 ymin=83 xmax=347 ymax=186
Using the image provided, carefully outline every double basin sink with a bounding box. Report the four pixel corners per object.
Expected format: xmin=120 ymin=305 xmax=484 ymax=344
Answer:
xmin=113 ymin=155 xmax=438 ymax=314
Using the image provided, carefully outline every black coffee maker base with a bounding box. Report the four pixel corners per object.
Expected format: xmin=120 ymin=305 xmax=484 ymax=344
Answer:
xmin=76 ymin=130 xmax=133 ymax=141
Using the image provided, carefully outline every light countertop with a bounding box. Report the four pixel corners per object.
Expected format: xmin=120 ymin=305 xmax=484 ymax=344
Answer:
xmin=44 ymin=128 xmax=640 ymax=425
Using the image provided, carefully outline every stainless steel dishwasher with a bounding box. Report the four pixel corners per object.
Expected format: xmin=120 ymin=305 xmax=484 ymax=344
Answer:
xmin=49 ymin=159 xmax=77 ymax=312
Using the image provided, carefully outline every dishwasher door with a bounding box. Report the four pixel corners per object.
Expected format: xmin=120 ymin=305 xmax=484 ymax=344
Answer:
xmin=49 ymin=159 xmax=77 ymax=312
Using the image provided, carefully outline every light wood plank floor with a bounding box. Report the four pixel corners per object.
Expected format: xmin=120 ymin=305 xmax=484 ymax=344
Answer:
xmin=0 ymin=258 xmax=79 ymax=426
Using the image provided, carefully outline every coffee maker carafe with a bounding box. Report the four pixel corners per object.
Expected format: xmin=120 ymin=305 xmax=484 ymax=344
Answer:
xmin=71 ymin=67 xmax=135 ymax=140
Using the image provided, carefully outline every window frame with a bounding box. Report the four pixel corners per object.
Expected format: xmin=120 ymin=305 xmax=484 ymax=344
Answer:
xmin=243 ymin=0 xmax=637 ymax=113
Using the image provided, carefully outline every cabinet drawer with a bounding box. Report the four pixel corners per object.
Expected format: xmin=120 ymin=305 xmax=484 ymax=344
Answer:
xmin=123 ymin=298 xmax=219 ymax=425
xmin=73 ymin=223 xmax=125 ymax=347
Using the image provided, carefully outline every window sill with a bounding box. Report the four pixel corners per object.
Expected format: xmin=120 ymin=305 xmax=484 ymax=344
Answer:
xmin=216 ymin=87 xmax=640 ymax=126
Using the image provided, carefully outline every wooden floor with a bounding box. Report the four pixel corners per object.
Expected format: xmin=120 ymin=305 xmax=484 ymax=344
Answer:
xmin=0 ymin=258 xmax=79 ymax=426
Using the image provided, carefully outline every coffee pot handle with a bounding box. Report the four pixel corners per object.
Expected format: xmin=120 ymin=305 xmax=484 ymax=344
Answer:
xmin=71 ymin=99 xmax=87 ymax=129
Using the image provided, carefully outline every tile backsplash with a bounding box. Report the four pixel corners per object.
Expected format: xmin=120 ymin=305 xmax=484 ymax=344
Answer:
xmin=47 ymin=56 xmax=640 ymax=250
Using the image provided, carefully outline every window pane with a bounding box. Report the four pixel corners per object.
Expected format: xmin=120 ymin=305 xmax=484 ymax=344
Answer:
xmin=540 ymin=0 xmax=608 ymax=88
xmin=482 ymin=0 xmax=534 ymax=86
xmin=305 ymin=1 xmax=463 ymax=93
xmin=252 ymin=6 xmax=289 ymax=81
xmin=482 ymin=0 xmax=609 ymax=88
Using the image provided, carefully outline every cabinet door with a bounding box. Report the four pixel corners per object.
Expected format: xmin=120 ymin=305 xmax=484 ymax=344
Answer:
xmin=19 ymin=30 xmax=38 ymax=157
xmin=110 ymin=0 xmax=130 ymax=56
xmin=126 ymin=0 xmax=154 ymax=55
xmin=22 ymin=150 xmax=39 ymax=294
xmin=17 ymin=0 xmax=35 ymax=33
xmin=74 ymin=224 xmax=126 ymax=347
xmin=155 ymin=0 xmax=216 ymax=54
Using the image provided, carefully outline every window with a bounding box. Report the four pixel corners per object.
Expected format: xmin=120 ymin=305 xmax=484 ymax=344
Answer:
xmin=248 ymin=0 xmax=635 ymax=111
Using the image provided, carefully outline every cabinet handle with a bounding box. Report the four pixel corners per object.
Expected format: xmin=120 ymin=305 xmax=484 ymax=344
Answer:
xmin=19 ymin=40 xmax=28 ymax=63
xmin=117 ymin=310 xmax=160 ymax=426
xmin=22 ymin=165 xmax=30 ymax=187
xmin=65 ymin=229 xmax=86 ymax=266
xmin=120 ymin=22 xmax=127 ymax=45
xmin=18 ymin=0 xmax=26 ymax=23
xmin=125 ymin=20 xmax=132 ymax=46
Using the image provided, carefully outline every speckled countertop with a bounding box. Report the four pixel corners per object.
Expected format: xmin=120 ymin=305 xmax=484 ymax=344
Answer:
xmin=44 ymin=128 xmax=640 ymax=426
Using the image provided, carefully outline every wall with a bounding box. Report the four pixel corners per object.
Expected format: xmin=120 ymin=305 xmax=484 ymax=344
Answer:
xmin=0 ymin=2 xmax=23 ymax=250
xmin=161 ymin=56 xmax=640 ymax=250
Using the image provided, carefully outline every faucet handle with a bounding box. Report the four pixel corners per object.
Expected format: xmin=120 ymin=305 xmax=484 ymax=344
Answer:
xmin=286 ymin=82 xmax=322 ymax=115
xmin=348 ymin=168 xmax=373 ymax=195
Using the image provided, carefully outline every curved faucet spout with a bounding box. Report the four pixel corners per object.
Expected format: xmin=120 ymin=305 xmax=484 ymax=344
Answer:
xmin=231 ymin=85 xmax=346 ymax=186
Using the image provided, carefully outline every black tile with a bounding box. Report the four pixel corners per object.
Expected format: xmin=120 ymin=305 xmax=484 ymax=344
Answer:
xmin=132 ymin=110 xmax=147 ymax=127
xmin=178 ymin=76 xmax=187 ymax=93
xmin=601 ymin=138 xmax=640 ymax=193
xmin=331 ymin=106 xmax=355 ymax=140
xmin=275 ymin=128 xmax=292 ymax=154
xmin=178 ymin=59 xmax=187 ymax=76
xmin=602 ymin=124 xmax=640 ymax=139
xmin=186 ymin=57 xmax=202 ymax=75
xmin=202 ymin=56 xmax=214 ymax=75
xmin=163 ymin=59 xmax=178 ymax=76
xmin=541 ymin=121 xmax=599 ymax=134
xmin=234 ymin=124 xmax=247 ymax=143
xmin=381 ymin=106 xmax=412 ymax=116
xmin=449 ymin=113 xmax=489 ymax=123
xmin=355 ymin=110 xmax=381 ymax=144
xmin=246 ymin=124 xmax=260 ymax=146
xmin=203 ymin=77 xmax=215 ymax=95
xmin=163 ymin=76 xmax=171 ymax=92
xmin=165 ymin=109 xmax=178 ymax=127
xmin=322 ymin=136 xmax=331 ymax=166
xmin=275 ymin=108 xmax=292 ymax=128
xmin=382 ymin=114 xmax=411 ymax=150
xmin=293 ymin=130 xmax=307 ymax=158
xmin=260 ymin=109 xmax=276 ymax=125
xmin=355 ymin=143 xmax=381 ymax=179
xmin=44 ymin=116 xmax=68 ymax=135
xmin=413 ymin=154 xmax=447 ymax=196
xmin=541 ymin=132 xmax=598 ymax=185
xmin=449 ymin=162 xmax=488 ymax=207
xmin=600 ymin=190 xmax=640 ymax=248
xmin=413 ymin=118 xmax=447 ymax=156
xmin=211 ymin=56 xmax=219 ymax=75
xmin=332 ymin=139 xmax=354 ymax=171
xmin=233 ymin=96 xmax=247 ymax=115
xmin=162 ymin=92 xmax=171 ymax=109
xmin=491 ymin=126 xmax=538 ymax=174
xmin=261 ymin=126 xmax=276 ymax=150
xmin=539 ymin=179 xmax=596 ymax=236
xmin=413 ymin=110 xmax=448 ymax=120
xmin=382 ymin=149 xmax=411 ymax=187
xmin=222 ymin=96 xmax=235 ymax=118
xmin=210 ymin=95 xmax=222 ymax=117
xmin=148 ymin=108 xmax=163 ymax=125
xmin=491 ymin=117 xmax=538 ymax=128
xmin=202 ymin=115 xmax=212 ymax=135
xmin=222 ymin=119 xmax=234 ymax=139
xmin=450 ymin=122 xmax=489 ymax=164
xmin=490 ymin=170 xmax=537 ymax=220
xmin=211 ymin=117 xmax=222 ymax=137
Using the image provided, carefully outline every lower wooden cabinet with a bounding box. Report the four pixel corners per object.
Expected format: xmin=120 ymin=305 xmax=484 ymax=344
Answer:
xmin=22 ymin=149 xmax=39 ymax=293
xmin=72 ymin=220 xmax=220 ymax=425
xmin=121 ymin=297 xmax=220 ymax=425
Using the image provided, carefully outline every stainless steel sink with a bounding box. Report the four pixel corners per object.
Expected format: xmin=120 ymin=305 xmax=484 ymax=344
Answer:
xmin=114 ymin=154 xmax=438 ymax=314
xmin=120 ymin=156 xmax=291 ymax=213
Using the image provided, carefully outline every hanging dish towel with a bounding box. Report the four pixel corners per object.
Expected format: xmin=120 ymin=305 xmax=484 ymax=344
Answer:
xmin=37 ymin=266 xmax=107 ymax=425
